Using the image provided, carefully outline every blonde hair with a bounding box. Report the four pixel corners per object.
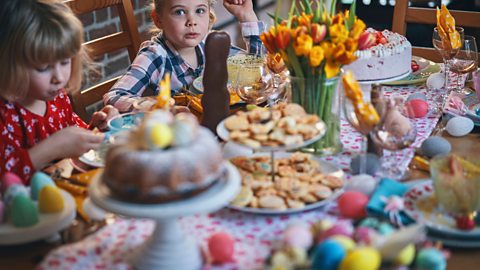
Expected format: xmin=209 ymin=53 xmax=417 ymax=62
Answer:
xmin=150 ymin=0 xmax=217 ymax=35
xmin=0 ymin=0 xmax=89 ymax=101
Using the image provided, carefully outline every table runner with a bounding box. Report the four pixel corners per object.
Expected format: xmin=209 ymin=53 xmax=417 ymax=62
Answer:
xmin=39 ymin=84 xmax=441 ymax=270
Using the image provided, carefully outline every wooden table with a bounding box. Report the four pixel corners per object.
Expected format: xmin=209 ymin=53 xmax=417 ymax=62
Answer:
xmin=1 ymin=126 xmax=479 ymax=270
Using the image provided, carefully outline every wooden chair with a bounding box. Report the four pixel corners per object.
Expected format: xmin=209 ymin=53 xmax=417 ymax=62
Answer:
xmin=392 ymin=0 xmax=480 ymax=63
xmin=64 ymin=0 xmax=141 ymax=122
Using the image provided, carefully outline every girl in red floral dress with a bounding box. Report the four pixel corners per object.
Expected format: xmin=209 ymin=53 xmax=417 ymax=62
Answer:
xmin=0 ymin=0 xmax=118 ymax=184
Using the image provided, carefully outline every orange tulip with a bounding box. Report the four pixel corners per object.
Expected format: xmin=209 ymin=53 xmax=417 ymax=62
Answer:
xmin=311 ymin=23 xmax=327 ymax=44
xmin=349 ymin=19 xmax=366 ymax=40
xmin=293 ymin=33 xmax=313 ymax=57
xmin=297 ymin=13 xmax=313 ymax=27
xmin=274 ymin=25 xmax=291 ymax=50
xmin=260 ymin=31 xmax=276 ymax=54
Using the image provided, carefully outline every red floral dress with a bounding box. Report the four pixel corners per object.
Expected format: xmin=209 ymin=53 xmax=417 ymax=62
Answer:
xmin=0 ymin=90 xmax=86 ymax=184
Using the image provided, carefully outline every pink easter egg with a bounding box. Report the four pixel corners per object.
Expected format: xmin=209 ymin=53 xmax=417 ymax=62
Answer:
xmin=318 ymin=222 xmax=354 ymax=243
xmin=337 ymin=191 xmax=369 ymax=219
xmin=1 ymin=172 xmax=23 ymax=194
xmin=283 ymin=224 xmax=313 ymax=249
xmin=208 ymin=232 xmax=235 ymax=264
xmin=354 ymin=226 xmax=378 ymax=245
xmin=404 ymin=99 xmax=428 ymax=118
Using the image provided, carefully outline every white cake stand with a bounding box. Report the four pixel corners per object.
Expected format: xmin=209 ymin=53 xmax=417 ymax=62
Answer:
xmin=88 ymin=162 xmax=241 ymax=270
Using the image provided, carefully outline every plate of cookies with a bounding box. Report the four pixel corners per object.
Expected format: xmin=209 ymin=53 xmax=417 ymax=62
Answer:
xmin=217 ymin=103 xmax=326 ymax=152
xmin=228 ymin=152 xmax=345 ymax=214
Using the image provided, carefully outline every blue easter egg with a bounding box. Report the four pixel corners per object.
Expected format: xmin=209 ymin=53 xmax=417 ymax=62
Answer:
xmin=350 ymin=153 xmax=381 ymax=175
xmin=311 ymin=239 xmax=346 ymax=270
xmin=421 ymin=136 xmax=451 ymax=158
xmin=415 ymin=248 xmax=446 ymax=270
xmin=30 ymin=172 xmax=55 ymax=200
xmin=446 ymin=116 xmax=474 ymax=137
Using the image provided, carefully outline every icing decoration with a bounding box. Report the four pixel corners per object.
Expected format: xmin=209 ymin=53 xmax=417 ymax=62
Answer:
xmin=381 ymin=195 xmax=405 ymax=227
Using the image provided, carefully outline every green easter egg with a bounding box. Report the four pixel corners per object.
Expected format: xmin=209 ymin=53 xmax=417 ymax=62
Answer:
xmin=11 ymin=195 xmax=39 ymax=228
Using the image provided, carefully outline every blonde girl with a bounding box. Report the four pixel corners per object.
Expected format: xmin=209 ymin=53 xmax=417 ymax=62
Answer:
xmin=0 ymin=0 xmax=117 ymax=183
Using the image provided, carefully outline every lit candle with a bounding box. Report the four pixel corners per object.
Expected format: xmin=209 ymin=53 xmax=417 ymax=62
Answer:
xmin=156 ymin=73 xmax=171 ymax=109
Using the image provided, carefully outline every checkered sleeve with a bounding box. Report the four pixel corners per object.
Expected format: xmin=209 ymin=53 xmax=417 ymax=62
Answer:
xmin=240 ymin=21 xmax=266 ymax=55
xmin=103 ymin=43 xmax=167 ymax=112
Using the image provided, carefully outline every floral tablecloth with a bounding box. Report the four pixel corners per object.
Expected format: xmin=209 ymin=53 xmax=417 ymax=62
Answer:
xmin=39 ymin=84 xmax=441 ymax=270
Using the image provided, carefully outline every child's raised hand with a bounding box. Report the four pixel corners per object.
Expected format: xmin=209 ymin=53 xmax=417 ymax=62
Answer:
xmin=223 ymin=0 xmax=258 ymax=23
xmin=89 ymin=105 xmax=120 ymax=131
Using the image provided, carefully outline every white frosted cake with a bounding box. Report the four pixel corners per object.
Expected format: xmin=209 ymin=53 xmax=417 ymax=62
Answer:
xmin=344 ymin=29 xmax=412 ymax=82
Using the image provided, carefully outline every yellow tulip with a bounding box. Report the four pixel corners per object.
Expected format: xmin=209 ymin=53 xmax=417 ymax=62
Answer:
xmin=298 ymin=12 xmax=313 ymax=27
xmin=309 ymin=46 xmax=324 ymax=67
xmin=350 ymin=19 xmax=366 ymax=40
xmin=329 ymin=23 xmax=349 ymax=44
xmin=325 ymin=59 xmax=340 ymax=78
xmin=293 ymin=34 xmax=313 ymax=57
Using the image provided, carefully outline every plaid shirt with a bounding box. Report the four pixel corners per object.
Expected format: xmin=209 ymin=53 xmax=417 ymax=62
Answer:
xmin=104 ymin=21 xmax=265 ymax=112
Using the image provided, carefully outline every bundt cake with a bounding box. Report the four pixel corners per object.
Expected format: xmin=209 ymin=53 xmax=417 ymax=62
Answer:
xmin=102 ymin=110 xmax=224 ymax=203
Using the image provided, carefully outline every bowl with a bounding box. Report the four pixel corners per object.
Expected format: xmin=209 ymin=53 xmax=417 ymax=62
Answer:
xmin=107 ymin=112 xmax=145 ymax=132
xmin=430 ymin=154 xmax=480 ymax=214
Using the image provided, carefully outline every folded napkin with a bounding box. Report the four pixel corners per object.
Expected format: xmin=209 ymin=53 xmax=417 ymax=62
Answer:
xmin=367 ymin=178 xmax=414 ymax=226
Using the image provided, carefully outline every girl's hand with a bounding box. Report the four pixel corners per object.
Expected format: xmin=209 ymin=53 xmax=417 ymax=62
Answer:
xmin=29 ymin=126 xmax=104 ymax=170
xmin=49 ymin=126 xmax=105 ymax=158
xmin=223 ymin=0 xmax=258 ymax=23
xmin=89 ymin=105 xmax=120 ymax=131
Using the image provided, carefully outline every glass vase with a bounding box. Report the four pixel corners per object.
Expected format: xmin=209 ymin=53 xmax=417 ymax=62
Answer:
xmin=288 ymin=75 xmax=342 ymax=156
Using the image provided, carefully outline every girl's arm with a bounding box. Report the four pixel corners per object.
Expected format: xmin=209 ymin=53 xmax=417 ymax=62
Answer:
xmin=103 ymin=43 xmax=166 ymax=113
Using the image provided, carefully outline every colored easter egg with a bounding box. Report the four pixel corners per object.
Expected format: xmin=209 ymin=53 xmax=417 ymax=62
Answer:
xmin=311 ymin=239 xmax=346 ymax=270
xmin=354 ymin=227 xmax=378 ymax=245
xmin=172 ymin=121 xmax=195 ymax=146
xmin=337 ymin=191 xmax=369 ymax=219
xmin=208 ymin=232 xmax=235 ymax=264
xmin=350 ymin=154 xmax=381 ymax=176
xmin=407 ymin=92 xmax=427 ymax=102
xmin=149 ymin=123 xmax=173 ymax=149
xmin=330 ymin=235 xmax=356 ymax=251
xmin=426 ymin=72 xmax=445 ymax=90
xmin=30 ymin=172 xmax=55 ymax=200
xmin=318 ymin=222 xmax=354 ymax=242
xmin=345 ymin=174 xmax=377 ymax=196
xmin=446 ymin=116 xmax=474 ymax=137
xmin=39 ymin=185 xmax=64 ymax=213
xmin=286 ymin=247 xmax=308 ymax=265
xmin=395 ymin=244 xmax=415 ymax=266
xmin=415 ymin=248 xmax=446 ymax=270
xmin=283 ymin=224 xmax=313 ymax=249
xmin=1 ymin=172 xmax=23 ymax=194
xmin=11 ymin=195 xmax=39 ymax=228
xmin=339 ymin=247 xmax=381 ymax=270
xmin=421 ymin=136 xmax=451 ymax=158
xmin=377 ymin=222 xmax=395 ymax=235
xmin=404 ymin=99 xmax=428 ymax=118
xmin=270 ymin=251 xmax=293 ymax=269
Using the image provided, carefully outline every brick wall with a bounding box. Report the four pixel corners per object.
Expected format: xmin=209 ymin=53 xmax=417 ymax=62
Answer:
xmin=80 ymin=0 xmax=278 ymax=89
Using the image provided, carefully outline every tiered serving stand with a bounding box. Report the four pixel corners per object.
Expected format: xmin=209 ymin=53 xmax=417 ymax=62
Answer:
xmin=89 ymin=162 xmax=241 ymax=270
xmin=217 ymin=117 xmax=346 ymax=214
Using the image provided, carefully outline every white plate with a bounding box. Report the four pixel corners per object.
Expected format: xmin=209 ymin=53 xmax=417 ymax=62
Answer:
xmin=228 ymin=152 xmax=345 ymax=215
xmin=78 ymin=148 xmax=105 ymax=168
xmin=0 ymin=190 xmax=76 ymax=245
xmin=403 ymin=181 xmax=480 ymax=238
xmin=216 ymin=118 xmax=326 ymax=152
xmin=192 ymin=76 xmax=204 ymax=93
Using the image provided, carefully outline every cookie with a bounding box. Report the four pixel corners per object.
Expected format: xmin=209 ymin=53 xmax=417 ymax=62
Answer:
xmin=224 ymin=115 xmax=249 ymax=131
xmin=231 ymin=186 xmax=253 ymax=207
xmin=259 ymin=195 xmax=286 ymax=210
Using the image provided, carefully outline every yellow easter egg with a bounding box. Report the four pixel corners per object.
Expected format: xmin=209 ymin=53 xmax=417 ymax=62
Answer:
xmin=38 ymin=186 xmax=64 ymax=213
xmin=394 ymin=244 xmax=415 ymax=266
xmin=339 ymin=247 xmax=381 ymax=270
xmin=330 ymin=235 xmax=356 ymax=251
xmin=150 ymin=123 xmax=173 ymax=148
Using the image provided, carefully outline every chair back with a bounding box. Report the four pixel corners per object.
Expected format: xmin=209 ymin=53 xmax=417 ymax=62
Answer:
xmin=392 ymin=0 xmax=480 ymax=63
xmin=65 ymin=0 xmax=141 ymax=122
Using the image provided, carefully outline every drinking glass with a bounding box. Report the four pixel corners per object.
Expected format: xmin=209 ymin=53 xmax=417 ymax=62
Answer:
xmin=432 ymin=27 xmax=464 ymax=92
xmin=228 ymin=53 xmax=283 ymax=105
xmin=370 ymin=99 xmax=417 ymax=180
xmin=449 ymin=35 xmax=478 ymax=95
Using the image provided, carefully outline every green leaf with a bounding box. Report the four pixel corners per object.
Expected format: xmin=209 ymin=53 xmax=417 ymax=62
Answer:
xmin=330 ymin=0 xmax=337 ymax=16
xmin=268 ymin=12 xmax=284 ymax=24
xmin=287 ymin=0 xmax=296 ymax=28
xmin=274 ymin=0 xmax=282 ymax=27
xmin=303 ymin=0 xmax=313 ymax=14
xmin=347 ymin=0 xmax=357 ymax=30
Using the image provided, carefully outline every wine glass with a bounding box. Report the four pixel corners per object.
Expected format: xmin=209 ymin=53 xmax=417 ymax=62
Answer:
xmin=370 ymin=99 xmax=417 ymax=180
xmin=228 ymin=53 xmax=282 ymax=105
xmin=432 ymin=27 xmax=464 ymax=93
xmin=449 ymin=35 xmax=478 ymax=95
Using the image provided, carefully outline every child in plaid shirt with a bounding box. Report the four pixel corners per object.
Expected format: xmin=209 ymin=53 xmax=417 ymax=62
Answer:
xmin=104 ymin=0 xmax=265 ymax=112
